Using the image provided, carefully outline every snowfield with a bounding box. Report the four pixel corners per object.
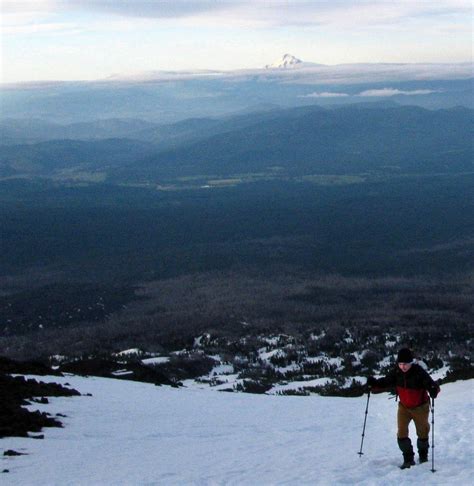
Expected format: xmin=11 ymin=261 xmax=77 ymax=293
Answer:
xmin=1 ymin=375 xmax=473 ymax=485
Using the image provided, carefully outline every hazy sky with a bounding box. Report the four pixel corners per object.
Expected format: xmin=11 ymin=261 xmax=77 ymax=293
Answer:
xmin=1 ymin=0 xmax=472 ymax=83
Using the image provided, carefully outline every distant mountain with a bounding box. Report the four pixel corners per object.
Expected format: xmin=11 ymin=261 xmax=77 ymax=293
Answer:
xmin=230 ymin=103 xmax=282 ymax=116
xmin=0 ymin=118 xmax=160 ymax=145
xmin=132 ymin=105 xmax=303 ymax=146
xmin=0 ymin=108 xmax=283 ymax=146
xmin=265 ymin=54 xmax=304 ymax=69
xmin=1 ymin=63 xmax=472 ymax=123
xmin=0 ymin=138 xmax=155 ymax=176
xmin=128 ymin=105 xmax=473 ymax=181
xmin=1 ymin=105 xmax=472 ymax=182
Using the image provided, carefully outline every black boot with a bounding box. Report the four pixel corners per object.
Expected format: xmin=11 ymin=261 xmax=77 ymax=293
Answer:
xmin=400 ymin=454 xmax=416 ymax=469
xmin=398 ymin=438 xmax=415 ymax=469
xmin=417 ymin=438 xmax=429 ymax=464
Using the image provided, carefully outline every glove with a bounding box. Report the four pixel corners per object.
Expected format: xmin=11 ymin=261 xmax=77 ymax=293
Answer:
xmin=429 ymin=386 xmax=440 ymax=399
xmin=367 ymin=376 xmax=377 ymax=387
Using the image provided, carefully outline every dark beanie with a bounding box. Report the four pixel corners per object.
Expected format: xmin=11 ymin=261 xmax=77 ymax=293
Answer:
xmin=397 ymin=348 xmax=413 ymax=363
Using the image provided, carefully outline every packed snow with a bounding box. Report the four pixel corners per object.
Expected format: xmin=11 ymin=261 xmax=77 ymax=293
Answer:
xmin=1 ymin=375 xmax=473 ymax=485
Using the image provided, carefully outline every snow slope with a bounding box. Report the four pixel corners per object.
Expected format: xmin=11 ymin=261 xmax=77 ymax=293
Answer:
xmin=1 ymin=376 xmax=473 ymax=485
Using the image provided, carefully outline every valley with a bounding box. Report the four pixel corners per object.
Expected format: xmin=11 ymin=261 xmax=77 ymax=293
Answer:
xmin=0 ymin=104 xmax=472 ymax=392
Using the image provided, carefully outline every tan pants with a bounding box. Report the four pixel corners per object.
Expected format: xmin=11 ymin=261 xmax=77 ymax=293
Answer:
xmin=397 ymin=402 xmax=430 ymax=439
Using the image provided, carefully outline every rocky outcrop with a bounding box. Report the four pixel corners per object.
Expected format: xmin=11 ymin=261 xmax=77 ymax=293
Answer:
xmin=0 ymin=357 xmax=80 ymax=439
xmin=0 ymin=356 xmax=62 ymax=376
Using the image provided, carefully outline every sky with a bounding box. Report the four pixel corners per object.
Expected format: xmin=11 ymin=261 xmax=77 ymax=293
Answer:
xmin=0 ymin=0 xmax=472 ymax=83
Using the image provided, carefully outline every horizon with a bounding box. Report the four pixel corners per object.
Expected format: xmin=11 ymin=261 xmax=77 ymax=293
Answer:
xmin=2 ymin=57 xmax=473 ymax=88
xmin=1 ymin=0 xmax=472 ymax=84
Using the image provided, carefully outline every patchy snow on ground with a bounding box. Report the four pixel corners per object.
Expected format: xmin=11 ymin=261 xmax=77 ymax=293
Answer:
xmin=1 ymin=375 xmax=473 ymax=485
xmin=209 ymin=363 xmax=234 ymax=375
xmin=141 ymin=357 xmax=171 ymax=365
xmin=269 ymin=377 xmax=332 ymax=394
xmin=115 ymin=348 xmax=142 ymax=357
xmin=431 ymin=366 xmax=451 ymax=381
xmin=259 ymin=348 xmax=285 ymax=362
xmin=110 ymin=369 xmax=134 ymax=377
xmin=275 ymin=363 xmax=301 ymax=373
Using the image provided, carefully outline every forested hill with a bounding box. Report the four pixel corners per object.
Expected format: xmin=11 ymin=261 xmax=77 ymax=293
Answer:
xmin=128 ymin=105 xmax=473 ymax=180
xmin=1 ymin=105 xmax=472 ymax=182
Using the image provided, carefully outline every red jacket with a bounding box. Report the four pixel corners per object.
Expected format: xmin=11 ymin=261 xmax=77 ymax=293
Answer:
xmin=372 ymin=364 xmax=439 ymax=409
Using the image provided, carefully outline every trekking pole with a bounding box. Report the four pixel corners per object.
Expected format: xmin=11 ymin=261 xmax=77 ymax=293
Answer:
xmin=358 ymin=390 xmax=371 ymax=456
xmin=431 ymin=397 xmax=436 ymax=473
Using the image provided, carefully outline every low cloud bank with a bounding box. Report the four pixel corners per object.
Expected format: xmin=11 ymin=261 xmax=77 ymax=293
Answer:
xmin=302 ymin=92 xmax=349 ymax=98
xmin=302 ymin=87 xmax=441 ymax=98
xmin=359 ymin=88 xmax=440 ymax=97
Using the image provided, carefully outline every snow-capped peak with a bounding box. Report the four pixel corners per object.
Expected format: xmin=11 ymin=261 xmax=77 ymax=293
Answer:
xmin=266 ymin=54 xmax=303 ymax=69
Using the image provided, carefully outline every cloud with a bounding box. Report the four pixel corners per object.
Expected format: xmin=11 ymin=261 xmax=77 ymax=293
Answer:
xmin=358 ymin=88 xmax=441 ymax=97
xmin=1 ymin=0 xmax=228 ymax=19
xmin=2 ymin=0 xmax=472 ymax=28
xmin=76 ymin=0 xmax=231 ymax=19
xmin=302 ymin=91 xmax=350 ymax=98
xmin=1 ymin=0 xmax=56 ymax=14
xmin=2 ymin=21 xmax=82 ymax=36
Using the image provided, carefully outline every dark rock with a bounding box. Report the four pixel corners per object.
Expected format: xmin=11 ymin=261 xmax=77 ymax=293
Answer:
xmin=4 ymin=449 xmax=26 ymax=456
xmin=0 ymin=356 xmax=62 ymax=376
xmin=30 ymin=434 xmax=44 ymax=440
xmin=32 ymin=397 xmax=49 ymax=404
xmin=0 ymin=371 xmax=79 ymax=438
